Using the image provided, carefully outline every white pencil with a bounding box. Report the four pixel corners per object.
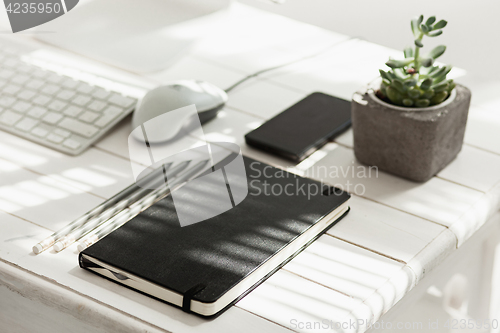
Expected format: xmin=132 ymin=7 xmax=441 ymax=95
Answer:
xmin=52 ymin=160 xmax=194 ymax=252
xmin=31 ymin=161 xmax=182 ymax=254
xmin=77 ymin=159 xmax=210 ymax=252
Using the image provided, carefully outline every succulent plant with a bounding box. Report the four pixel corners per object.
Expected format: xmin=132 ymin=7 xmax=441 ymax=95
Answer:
xmin=378 ymin=15 xmax=456 ymax=107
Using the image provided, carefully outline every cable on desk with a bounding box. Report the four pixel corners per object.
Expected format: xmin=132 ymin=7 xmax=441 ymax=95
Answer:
xmin=224 ymin=35 xmax=361 ymax=93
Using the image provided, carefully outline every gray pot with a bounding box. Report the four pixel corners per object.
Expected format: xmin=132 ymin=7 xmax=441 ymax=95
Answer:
xmin=351 ymin=81 xmax=471 ymax=182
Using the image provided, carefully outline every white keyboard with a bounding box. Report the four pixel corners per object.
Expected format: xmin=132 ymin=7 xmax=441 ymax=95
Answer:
xmin=0 ymin=38 xmax=140 ymax=155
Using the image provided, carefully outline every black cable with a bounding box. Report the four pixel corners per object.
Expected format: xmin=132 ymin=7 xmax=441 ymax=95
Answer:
xmin=224 ymin=36 xmax=359 ymax=93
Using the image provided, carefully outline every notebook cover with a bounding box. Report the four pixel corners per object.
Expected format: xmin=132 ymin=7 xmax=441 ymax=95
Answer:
xmin=80 ymin=156 xmax=350 ymax=315
xmin=245 ymin=92 xmax=351 ymax=162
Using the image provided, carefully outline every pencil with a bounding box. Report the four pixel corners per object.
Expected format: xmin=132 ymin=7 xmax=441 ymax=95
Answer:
xmin=52 ymin=160 xmax=194 ymax=252
xmin=32 ymin=161 xmax=189 ymax=254
xmin=77 ymin=159 xmax=210 ymax=252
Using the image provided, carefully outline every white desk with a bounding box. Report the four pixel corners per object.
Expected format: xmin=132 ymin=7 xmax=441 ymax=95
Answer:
xmin=1 ymin=4 xmax=500 ymax=333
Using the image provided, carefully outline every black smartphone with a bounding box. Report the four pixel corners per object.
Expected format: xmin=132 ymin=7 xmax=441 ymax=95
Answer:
xmin=245 ymin=92 xmax=351 ymax=162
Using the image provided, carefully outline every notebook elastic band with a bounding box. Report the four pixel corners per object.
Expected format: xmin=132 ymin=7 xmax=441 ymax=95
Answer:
xmin=182 ymin=283 xmax=206 ymax=312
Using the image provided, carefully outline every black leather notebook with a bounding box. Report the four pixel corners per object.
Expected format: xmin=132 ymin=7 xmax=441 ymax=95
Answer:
xmin=245 ymin=92 xmax=351 ymax=162
xmin=79 ymin=157 xmax=350 ymax=317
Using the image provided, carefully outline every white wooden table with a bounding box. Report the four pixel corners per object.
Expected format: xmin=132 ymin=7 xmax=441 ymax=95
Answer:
xmin=1 ymin=4 xmax=500 ymax=333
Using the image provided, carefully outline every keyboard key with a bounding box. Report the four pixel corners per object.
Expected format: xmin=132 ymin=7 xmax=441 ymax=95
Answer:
xmin=12 ymin=101 xmax=31 ymax=113
xmin=76 ymin=83 xmax=94 ymax=94
xmin=53 ymin=128 xmax=70 ymax=138
xmin=79 ymin=111 xmax=99 ymax=123
xmin=25 ymin=79 xmax=45 ymax=90
xmin=56 ymin=90 xmax=76 ymax=101
xmin=33 ymin=95 xmax=52 ymax=106
xmin=61 ymin=78 xmax=79 ymax=89
xmin=47 ymin=133 xmax=64 ymax=143
xmin=58 ymin=118 xmax=99 ymax=138
xmin=15 ymin=117 xmax=38 ymax=131
xmin=103 ymin=105 xmax=124 ymax=116
xmin=4 ymin=58 xmax=21 ymax=68
xmin=43 ymin=112 xmax=63 ymax=124
xmin=17 ymin=89 xmax=37 ymax=101
xmin=94 ymin=114 xmax=118 ymax=128
xmin=47 ymin=74 xmax=64 ymax=84
xmin=63 ymin=105 xmax=83 ymax=117
xmin=11 ymin=74 xmax=30 ymax=85
xmin=17 ymin=64 xmax=34 ymax=73
xmin=0 ymin=110 xmax=22 ymax=125
xmin=41 ymin=84 xmax=60 ymax=96
xmin=0 ymin=96 xmax=16 ymax=107
xmin=72 ymin=94 xmax=91 ymax=106
xmin=48 ymin=100 xmax=68 ymax=112
xmin=87 ymin=100 xmax=107 ymax=112
xmin=28 ymin=106 xmax=48 ymax=119
xmin=31 ymin=127 xmax=49 ymax=137
xmin=63 ymin=139 xmax=81 ymax=150
xmin=0 ymin=69 xmax=15 ymax=79
xmin=3 ymin=84 xmax=21 ymax=95
xmin=92 ymin=89 xmax=111 ymax=100
xmin=32 ymin=69 xmax=49 ymax=79
xmin=108 ymin=94 xmax=136 ymax=108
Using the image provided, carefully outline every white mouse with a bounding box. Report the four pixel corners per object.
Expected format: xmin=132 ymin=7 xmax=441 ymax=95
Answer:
xmin=131 ymin=80 xmax=228 ymax=142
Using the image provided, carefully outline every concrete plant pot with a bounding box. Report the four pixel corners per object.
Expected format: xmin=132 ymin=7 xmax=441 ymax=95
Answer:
xmin=351 ymin=80 xmax=471 ymax=182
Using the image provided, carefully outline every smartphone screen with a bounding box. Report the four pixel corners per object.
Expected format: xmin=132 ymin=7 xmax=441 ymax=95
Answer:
xmin=245 ymin=92 xmax=351 ymax=162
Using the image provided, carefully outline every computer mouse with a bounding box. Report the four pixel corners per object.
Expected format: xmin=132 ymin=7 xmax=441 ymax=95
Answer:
xmin=131 ymin=80 xmax=228 ymax=142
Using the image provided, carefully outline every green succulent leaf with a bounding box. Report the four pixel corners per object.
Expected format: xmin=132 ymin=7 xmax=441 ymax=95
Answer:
xmin=419 ymin=66 xmax=432 ymax=76
xmin=426 ymin=16 xmax=436 ymax=26
xmin=430 ymin=66 xmax=448 ymax=78
xmin=394 ymin=68 xmax=410 ymax=80
xmin=428 ymin=30 xmax=443 ymax=37
xmin=417 ymin=15 xmax=423 ymax=26
xmin=411 ymin=20 xmax=418 ymax=37
xmin=448 ymin=81 xmax=456 ymax=92
xmin=420 ymin=57 xmax=434 ymax=67
xmin=420 ymin=24 xmax=430 ymax=33
xmin=431 ymin=67 xmax=446 ymax=78
xmin=433 ymin=20 xmax=448 ymax=29
xmin=404 ymin=79 xmax=418 ymax=87
xmin=415 ymin=99 xmax=430 ymax=107
xmin=408 ymin=88 xmax=421 ymax=99
xmin=420 ymin=78 xmax=433 ymax=90
xmin=391 ymin=79 xmax=405 ymax=93
xmin=386 ymin=58 xmax=414 ymax=68
xmin=433 ymin=76 xmax=446 ymax=85
xmin=402 ymin=99 xmax=414 ymax=106
xmin=404 ymin=46 xmax=414 ymax=58
xmin=386 ymin=71 xmax=397 ymax=80
xmin=386 ymin=86 xmax=402 ymax=104
xmin=428 ymin=66 xmax=440 ymax=74
xmin=433 ymin=81 xmax=450 ymax=92
xmin=431 ymin=91 xmax=448 ymax=104
xmin=422 ymin=89 xmax=435 ymax=99
xmin=443 ymin=64 xmax=453 ymax=75
xmin=431 ymin=65 xmax=453 ymax=84
xmin=379 ymin=69 xmax=390 ymax=81
xmin=414 ymin=39 xmax=424 ymax=47
xmin=427 ymin=45 xmax=446 ymax=60
xmin=380 ymin=85 xmax=387 ymax=96
xmin=411 ymin=15 xmax=424 ymax=37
